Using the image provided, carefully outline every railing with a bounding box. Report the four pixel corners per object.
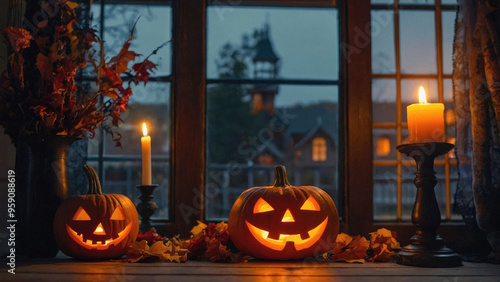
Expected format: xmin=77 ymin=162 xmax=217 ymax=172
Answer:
xmin=85 ymin=156 xmax=458 ymax=221
xmin=205 ymin=163 xmax=338 ymax=220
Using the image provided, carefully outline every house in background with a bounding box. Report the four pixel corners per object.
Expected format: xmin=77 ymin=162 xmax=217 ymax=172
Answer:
xmin=247 ymin=22 xmax=338 ymax=195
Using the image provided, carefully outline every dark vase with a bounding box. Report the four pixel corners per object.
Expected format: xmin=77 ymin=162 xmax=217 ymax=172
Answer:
xmin=15 ymin=135 xmax=78 ymax=258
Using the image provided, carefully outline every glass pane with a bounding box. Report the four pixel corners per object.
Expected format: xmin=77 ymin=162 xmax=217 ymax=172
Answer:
xmin=103 ymin=82 xmax=170 ymax=155
xmin=400 ymin=0 xmax=435 ymax=4
xmin=372 ymin=79 xmax=397 ymax=123
xmin=373 ymin=129 xmax=397 ymax=160
xmin=443 ymin=79 xmax=456 ymax=147
xmin=441 ymin=0 xmax=458 ymax=5
xmin=402 ymin=128 xmax=409 ymax=144
xmin=401 ymin=164 xmax=417 ymax=221
xmin=372 ymin=11 xmax=396 ymax=74
xmin=434 ymin=165 xmax=447 ymax=220
xmin=400 ymin=11 xmax=437 ymax=74
xmin=450 ymin=163 xmax=462 ymax=220
xmin=102 ymin=160 xmax=169 ymax=220
xmin=401 ymin=79 xmax=438 ymax=123
xmin=207 ymin=6 xmax=339 ymax=80
xmin=371 ymin=0 xmax=394 ymax=4
xmin=206 ymin=84 xmax=340 ymax=220
xmin=89 ymin=81 xmax=170 ymax=220
xmin=373 ymin=166 xmax=397 ymax=221
xmin=442 ymin=11 xmax=456 ymax=75
xmin=94 ymin=3 xmax=172 ymax=75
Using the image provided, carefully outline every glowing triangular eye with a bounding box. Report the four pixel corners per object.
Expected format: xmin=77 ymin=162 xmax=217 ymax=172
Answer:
xmin=110 ymin=206 xmax=125 ymax=220
xmin=254 ymin=198 xmax=274 ymax=213
xmin=73 ymin=207 xmax=91 ymax=221
xmin=300 ymin=196 xmax=321 ymax=211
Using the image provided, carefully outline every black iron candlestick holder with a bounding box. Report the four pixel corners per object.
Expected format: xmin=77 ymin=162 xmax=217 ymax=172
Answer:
xmin=394 ymin=142 xmax=462 ymax=267
xmin=136 ymin=184 xmax=158 ymax=233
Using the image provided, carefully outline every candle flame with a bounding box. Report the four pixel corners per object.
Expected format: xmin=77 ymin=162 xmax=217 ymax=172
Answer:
xmin=419 ymin=86 xmax=427 ymax=104
xmin=142 ymin=123 xmax=148 ymax=137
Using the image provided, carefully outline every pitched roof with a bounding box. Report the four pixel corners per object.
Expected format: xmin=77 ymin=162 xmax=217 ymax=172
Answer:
xmin=256 ymin=141 xmax=285 ymax=159
xmin=283 ymin=102 xmax=338 ymax=142
xmin=293 ymin=120 xmax=335 ymax=149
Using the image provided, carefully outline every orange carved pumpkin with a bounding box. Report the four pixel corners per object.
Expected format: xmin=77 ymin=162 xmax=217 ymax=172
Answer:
xmin=228 ymin=165 xmax=339 ymax=260
xmin=53 ymin=165 xmax=139 ymax=259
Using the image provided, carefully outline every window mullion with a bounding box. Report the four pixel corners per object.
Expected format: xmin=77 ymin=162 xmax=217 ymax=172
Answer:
xmin=343 ymin=0 xmax=373 ymax=236
xmin=171 ymin=0 xmax=207 ymax=236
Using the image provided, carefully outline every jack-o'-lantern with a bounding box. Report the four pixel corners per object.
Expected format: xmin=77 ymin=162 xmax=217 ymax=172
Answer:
xmin=228 ymin=165 xmax=339 ymax=260
xmin=54 ymin=165 xmax=139 ymax=259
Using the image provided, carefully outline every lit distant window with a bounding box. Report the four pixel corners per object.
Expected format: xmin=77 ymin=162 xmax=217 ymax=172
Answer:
xmin=376 ymin=136 xmax=391 ymax=156
xmin=445 ymin=109 xmax=455 ymax=125
xmin=252 ymin=93 xmax=263 ymax=114
xmin=312 ymin=137 xmax=327 ymax=162
xmin=447 ymin=137 xmax=456 ymax=158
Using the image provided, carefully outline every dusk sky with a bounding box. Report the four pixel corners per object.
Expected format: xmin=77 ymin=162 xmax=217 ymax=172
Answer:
xmin=95 ymin=3 xmax=454 ymax=106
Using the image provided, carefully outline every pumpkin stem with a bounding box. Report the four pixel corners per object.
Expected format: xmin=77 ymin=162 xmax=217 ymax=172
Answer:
xmin=272 ymin=165 xmax=291 ymax=187
xmin=83 ymin=164 xmax=102 ymax=195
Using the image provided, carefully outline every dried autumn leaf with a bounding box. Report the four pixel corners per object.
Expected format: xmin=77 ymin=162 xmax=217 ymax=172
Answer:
xmin=132 ymin=59 xmax=157 ymax=84
xmin=36 ymin=54 xmax=52 ymax=82
xmin=329 ymin=233 xmax=369 ymax=263
xmin=349 ymin=235 xmax=370 ymax=259
xmin=65 ymin=1 xmax=79 ymax=10
xmin=126 ymin=240 xmax=185 ymax=263
xmin=369 ymin=243 xmax=395 ymax=262
xmin=205 ymin=238 xmax=231 ymax=262
xmin=149 ymin=241 xmax=168 ymax=257
xmin=48 ymin=41 xmax=64 ymax=63
xmin=331 ymin=233 xmax=352 ymax=255
xmin=164 ymin=253 xmax=188 ymax=263
xmin=2 ymin=27 xmax=33 ymax=52
xmin=136 ymin=228 xmax=163 ymax=245
xmin=214 ymin=221 xmax=229 ymax=235
xmin=191 ymin=220 xmax=208 ymax=239
xmin=368 ymin=228 xmax=401 ymax=262
xmin=126 ymin=240 xmax=150 ymax=262
xmin=109 ymin=42 xmax=139 ymax=75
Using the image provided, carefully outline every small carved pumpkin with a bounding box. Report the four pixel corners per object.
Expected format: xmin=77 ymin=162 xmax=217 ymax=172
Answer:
xmin=54 ymin=165 xmax=139 ymax=259
xmin=228 ymin=165 xmax=339 ymax=260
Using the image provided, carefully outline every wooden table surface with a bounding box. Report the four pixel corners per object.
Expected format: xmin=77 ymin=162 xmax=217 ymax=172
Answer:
xmin=1 ymin=256 xmax=500 ymax=281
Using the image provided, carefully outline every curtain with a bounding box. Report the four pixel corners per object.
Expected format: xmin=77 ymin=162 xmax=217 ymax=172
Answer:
xmin=453 ymin=0 xmax=500 ymax=263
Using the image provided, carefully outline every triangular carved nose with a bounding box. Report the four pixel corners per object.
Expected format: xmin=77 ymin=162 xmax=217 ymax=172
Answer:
xmin=93 ymin=223 xmax=106 ymax=235
xmin=281 ymin=209 xmax=295 ymax=222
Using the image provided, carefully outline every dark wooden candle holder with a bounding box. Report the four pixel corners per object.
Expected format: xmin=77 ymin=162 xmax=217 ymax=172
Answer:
xmin=394 ymin=142 xmax=462 ymax=267
xmin=136 ymin=184 xmax=158 ymax=233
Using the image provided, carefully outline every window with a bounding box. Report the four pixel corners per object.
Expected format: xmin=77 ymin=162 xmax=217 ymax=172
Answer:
xmin=86 ymin=1 xmax=172 ymax=220
xmin=205 ymin=4 xmax=341 ymax=220
xmin=79 ymin=0 xmax=466 ymax=241
xmin=375 ymin=136 xmax=391 ymax=157
xmin=312 ymin=137 xmax=327 ymax=161
xmin=371 ymin=0 xmax=459 ymax=221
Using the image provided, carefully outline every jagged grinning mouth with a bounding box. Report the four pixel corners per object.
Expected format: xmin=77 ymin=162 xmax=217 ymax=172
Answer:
xmin=245 ymin=216 xmax=328 ymax=251
xmin=66 ymin=222 xmax=133 ymax=250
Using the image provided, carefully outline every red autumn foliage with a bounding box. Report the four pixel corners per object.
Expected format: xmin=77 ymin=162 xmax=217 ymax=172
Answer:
xmin=136 ymin=228 xmax=163 ymax=245
xmin=187 ymin=221 xmax=242 ymax=262
xmin=367 ymin=228 xmax=401 ymax=262
xmin=2 ymin=27 xmax=33 ymax=52
xmin=0 ymin=0 xmax=164 ymax=146
xmin=326 ymin=228 xmax=401 ymax=263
